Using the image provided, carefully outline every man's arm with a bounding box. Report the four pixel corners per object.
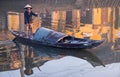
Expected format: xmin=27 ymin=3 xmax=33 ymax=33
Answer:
xmin=31 ymin=12 xmax=38 ymax=17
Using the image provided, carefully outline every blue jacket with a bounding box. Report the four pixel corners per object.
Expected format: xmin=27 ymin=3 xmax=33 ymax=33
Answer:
xmin=24 ymin=11 xmax=38 ymax=24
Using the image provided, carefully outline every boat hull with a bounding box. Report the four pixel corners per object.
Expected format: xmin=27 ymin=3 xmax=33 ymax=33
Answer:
xmin=11 ymin=30 xmax=104 ymax=49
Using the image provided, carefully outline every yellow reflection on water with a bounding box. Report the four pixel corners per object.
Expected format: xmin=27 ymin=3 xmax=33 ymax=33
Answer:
xmin=7 ymin=7 xmax=120 ymax=42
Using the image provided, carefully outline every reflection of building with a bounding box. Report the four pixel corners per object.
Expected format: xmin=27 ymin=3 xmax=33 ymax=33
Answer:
xmin=81 ymin=9 xmax=92 ymax=24
xmin=66 ymin=9 xmax=80 ymax=28
xmin=51 ymin=10 xmax=66 ymax=31
xmin=51 ymin=10 xmax=80 ymax=32
xmin=72 ymin=9 xmax=80 ymax=28
xmin=7 ymin=12 xmax=24 ymax=31
xmin=8 ymin=12 xmax=20 ymax=31
xmin=6 ymin=6 xmax=120 ymax=42
xmin=0 ymin=42 xmax=21 ymax=72
xmin=51 ymin=11 xmax=59 ymax=30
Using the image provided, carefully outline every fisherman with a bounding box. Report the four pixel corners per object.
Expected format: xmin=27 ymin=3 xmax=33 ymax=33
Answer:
xmin=24 ymin=4 xmax=38 ymax=38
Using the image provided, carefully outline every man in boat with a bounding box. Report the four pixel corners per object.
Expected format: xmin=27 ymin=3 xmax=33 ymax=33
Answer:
xmin=24 ymin=4 xmax=38 ymax=38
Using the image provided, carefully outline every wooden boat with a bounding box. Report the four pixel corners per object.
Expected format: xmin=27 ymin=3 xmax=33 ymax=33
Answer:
xmin=11 ymin=27 xmax=104 ymax=49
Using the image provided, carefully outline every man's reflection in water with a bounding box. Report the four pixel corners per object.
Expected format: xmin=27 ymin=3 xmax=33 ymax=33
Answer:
xmin=14 ymin=42 xmax=104 ymax=76
xmin=15 ymin=42 xmax=52 ymax=76
xmin=24 ymin=46 xmax=34 ymax=75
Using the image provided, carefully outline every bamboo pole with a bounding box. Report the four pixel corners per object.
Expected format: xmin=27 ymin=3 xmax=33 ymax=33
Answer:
xmin=109 ymin=7 xmax=115 ymax=42
xmin=19 ymin=44 xmax=25 ymax=77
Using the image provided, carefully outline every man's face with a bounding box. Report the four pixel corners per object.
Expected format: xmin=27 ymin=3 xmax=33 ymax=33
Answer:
xmin=27 ymin=8 xmax=32 ymax=13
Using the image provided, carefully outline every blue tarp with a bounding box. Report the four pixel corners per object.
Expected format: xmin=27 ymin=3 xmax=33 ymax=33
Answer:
xmin=33 ymin=27 xmax=68 ymax=44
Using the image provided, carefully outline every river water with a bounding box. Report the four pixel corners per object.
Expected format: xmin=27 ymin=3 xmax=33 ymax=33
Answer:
xmin=0 ymin=30 xmax=120 ymax=76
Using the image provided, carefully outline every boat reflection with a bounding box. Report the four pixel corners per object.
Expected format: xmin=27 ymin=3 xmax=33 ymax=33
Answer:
xmin=15 ymin=42 xmax=105 ymax=75
xmin=0 ymin=40 xmax=104 ymax=76
xmin=32 ymin=44 xmax=105 ymax=67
